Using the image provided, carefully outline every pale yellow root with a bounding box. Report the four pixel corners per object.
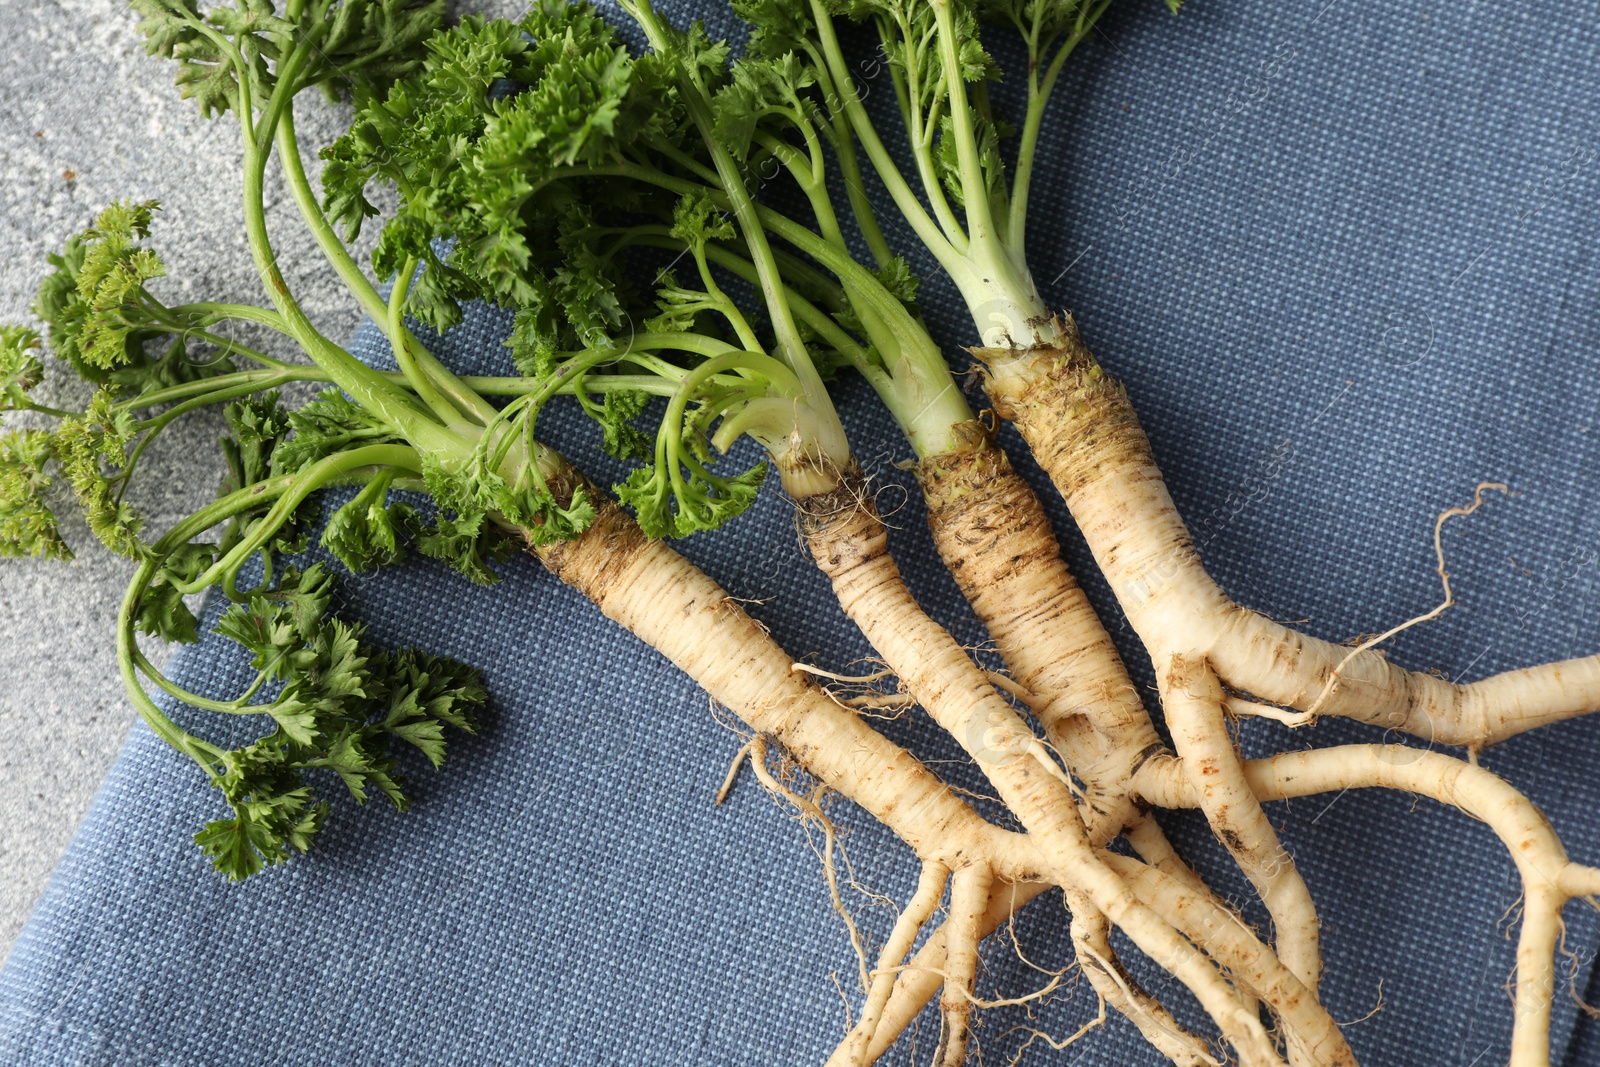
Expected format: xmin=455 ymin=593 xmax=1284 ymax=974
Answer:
xmin=972 ymin=342 xmax=1325 ymax=1004
xmin=863 ymin=880 xmax=1054 ymax=1063
xmin=975 ymin=324 xmax=1600 ymax=751
xmin=1560 ymin=865 xmax=1600 ymax=898
xmin=862 ymin=809 xmax=1235 ymax=1065
xmin=934 ymin=864 xmax=991 ymax=1067
xmin=1134 ymin=744 xmax=1590 ymax=1067
xmin=532 ymin=492 xmax=1039 ymax=881
xmin=829 ymin=861 xmax=949 ymax=1067
xmin=860 ymin=880 xmax=1212 ymax=1066
xmin=1067 ymin=888 xmax=1222 ymax=1066
xmin=1123 ymin=813 xmax=1219 ymax=898
xmin=538 ymin=481 xmax=1295 ymax=1066
xmin=1104 ymin=853 xmax=1357 ymax=1066
xmin=1161 ymin=654 xmax=1322 ymax=992
xmin=917 ymin=438 xmax=1165 ymax=802
xmin=1123 ymin=814 xmax=1262 ymax=1021
xmin=1215 ymin=612 xmax=1600 ymax=749
xmin=842 ymin=774 xmax=1302 ymax=1065
xmin=800 ymin=480 xmax=1286 ymax=1066
xmin=974 ymin=327 xmax=1229 ymax=662
xmin=921 ymin=440 xmax=1209 ymax=1051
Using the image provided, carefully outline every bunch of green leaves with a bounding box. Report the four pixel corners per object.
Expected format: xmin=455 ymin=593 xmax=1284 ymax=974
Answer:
xmin=614 ymin=428 xmax=768 ymax=539
xmin=0 ymin=325 xmax=44 ymax=413
xmin=270 ymin=388 xmax=402 ymax=475
xmin=723 ymin=0 xmax=1159 ymax=348
xmin=427 ymin=423 xmax=596 ymax=556
xmin=501 ymin=200 xmax=638 ymax=379
xmin=495 ymin=196 xmax=778 ymax=539
xmin=709 ymin=50 xmax=819 ymax=163
xmin=131 ymin=0 xmax=447 ymax=119
xmin=33 ymin=201 xmax=240 ymax=395
xmin=321 ymin=2 xmax=684 ymax=334
xmin=321 ymin=471 xmax=418 ymax=572
xmin=2 ymin=202 xmax=261 ymax=564
xmin=0 ymin=429 xmax=69 ymax=560
xmin=52 ymin=388 xmax=147 ymax=558
xmin=226 ymin=388 xmax=521 ymax=585
xmin=834 ymin=0 xmax=1012 ymax=217
xmin=194 ymin=563 xmax=484 ymax=880
xmin=0 ymin=327 xmax=67 ymax=558
xmin=322 ymin=6 xmax=796 ymax=541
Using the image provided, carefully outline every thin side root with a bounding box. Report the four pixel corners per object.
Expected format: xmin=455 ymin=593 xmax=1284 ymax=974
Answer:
xmin=1003 ymin=995 xmax=1108 ymax=1067
xmin=1226 ymin=696 xmax=1317 ymax=730
xmin=845 ymin=692 xmax=918 ymax=710
xmin=1104 ymin=854 xmax=1357 ymax=1066
xmin=934 ymin=864 xmax=991 ymax=1067
xmin=1305 ymin=481 xmax=1508 ymax=716
xmin=985 ymin=670 xmax=1041 ymax=710
xmin=1134 ymin=743 xmax=1577 ymax=1066
xmin=869 ymin=964 xmax=1065 ymax=1010
xmin=714 ymin=738 xmax=756 ymax=806
xmin=862 ymin=882 xmax=1054 ymax=1064
xmin=792 ymin=662 xmax=897 ymax=684
xmin=1162 ymin=655 xmax=1323 ymax=993
xmin=1068 ymin=890 xmax=1221 ymax=1067
xmin=828 ymin=861 xmax=949 ymax=1067
xmin=744 ymin=737 xmax=873 ymax=993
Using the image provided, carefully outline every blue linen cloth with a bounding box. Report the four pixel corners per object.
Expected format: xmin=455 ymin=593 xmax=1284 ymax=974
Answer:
xmin=5 ymin=0 xmax=1600 ymax=1063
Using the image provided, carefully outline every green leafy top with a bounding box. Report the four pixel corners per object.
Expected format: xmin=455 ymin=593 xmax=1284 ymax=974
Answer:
xmin=51 ymin=199 xmax=167 ymax=373
xmin=131 ymin=0 xmax=447 ymax=118
xmin=0 ymin=326 xmax=44 ymax=413
xmin=322 ymin=4 xmax=821 ymax=536
xmin=32 ymin=201 xmax=241 ymax=394
xmin=196 ymin=564 xmax=485 ymax=880
xmin=726 ymin=0 xmax=1158 ymax=348
xmin=0 ymin=202 xmax=503 ymax=877
xmin=53 ymin=388 xmax=149 ymax=558
xmin=322 ymin=3 xmax=682 ymax=333
xmin=0 ymin=0 xmax=653 ymax=884
xmin=0 ymin=430 xmax=70 ymax=560
xmin=272 ymin=388 xmax=403 ymax=475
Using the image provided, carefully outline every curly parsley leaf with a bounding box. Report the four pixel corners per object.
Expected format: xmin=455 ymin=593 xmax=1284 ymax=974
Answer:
xmin=932 ymin=112 xmax=1011 ymax=211
xmin=134 ymin=0 xmax=447 ymax=120
xmin=196 ymin=567 xmax=486 ymax=881
xmin=417 ymin=452 xmax=593 ymax=581
xmin=64 ymin=199 xmax=168 ymax=373
xmin=271 ymin=388 xmax=404 ymax=476
xmin=324 ymin=2 xmax=683 ymax=328
xmin=0 ymin=326 xmax=45 ymax=413
xmin=29 ymin=203 xmax=237 ymax=395
xmin=0 ymin=430 xmax=70 ymax=560
xmin=322 ymin=473 xmax=420 ymax=573
xmin=583 ymin=387 xmax=654 ymax=463
xmin=135 ymin=542 xmax=218 ymax=643
xmin=615 ymin=452 xmax=767 ymax=539
xmin=54 ymin=389 xmax=147 ymax=558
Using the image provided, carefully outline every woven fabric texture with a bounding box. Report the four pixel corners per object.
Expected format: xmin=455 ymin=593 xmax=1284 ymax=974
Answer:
xmin=4 ymin=0 xmax=1600 ymax=1064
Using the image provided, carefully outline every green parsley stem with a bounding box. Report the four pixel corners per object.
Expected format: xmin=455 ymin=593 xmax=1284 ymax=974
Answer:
xmin=274 ymin=102 xmax=497 ymax=429
xmin=171 ymin=444 xmax=422 ymax=596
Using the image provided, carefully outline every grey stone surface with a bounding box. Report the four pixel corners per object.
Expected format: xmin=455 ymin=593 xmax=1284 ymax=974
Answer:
xmin=0 ymin=0 xmax=526 ymax=963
